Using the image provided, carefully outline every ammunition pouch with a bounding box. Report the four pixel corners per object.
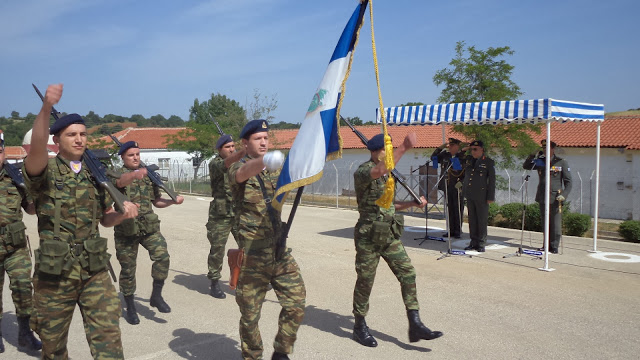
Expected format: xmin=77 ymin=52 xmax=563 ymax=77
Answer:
xmin=391 ymin=213 xmax=404 ymax=239
xmin=4 ymin=221 xmax=27 ymax=247
xmin=118 ymin=218 xmax=139 ymax=237
xmin=36 ymin=241 xmax=71 ymax=276
xmin=138 ymin=213 xmax=160 ymax=235
xmin=83 ymin=237 xmax=110 ymax=272
xmin=371 ymin=220 xmax=392 ymax=246
xmin=215 ymin=198 xmax=229 ymax=216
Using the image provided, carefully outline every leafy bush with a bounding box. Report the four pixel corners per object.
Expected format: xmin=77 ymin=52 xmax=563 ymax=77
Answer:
xmin=498 ymin=203 xmax=524 ymax=229
xmin=488 ymin=202 xmax=500 ymax=225
xmin=524 ymin=203 xmax=541 ymax=232
xmin=563 ymin=213 xmax=591 ymax=236
xmin=618 ymin=220 xmax=640 ymax=243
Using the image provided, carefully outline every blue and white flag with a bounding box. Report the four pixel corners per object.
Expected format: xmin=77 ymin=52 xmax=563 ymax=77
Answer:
xmin=274 ymin=2 xmax=367 ymax=208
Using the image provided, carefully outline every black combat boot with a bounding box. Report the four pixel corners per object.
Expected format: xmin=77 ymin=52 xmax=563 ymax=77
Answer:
xmin=210 ymin=280 xmax=226 ymax=299
xmin=352 ymin=315 xmax=378 ymax=347
xmin=407 ymin=310 xmax=443 ymax=342
xmin=123 ymin=295 xmax=141 ymax=325
xmin=17 ymin=316 xmax=42 ymax=350
xmin=271 ymin=352 xmax=290 ymax=360
xmin=150 ymin=279 xmax=171 ymax=313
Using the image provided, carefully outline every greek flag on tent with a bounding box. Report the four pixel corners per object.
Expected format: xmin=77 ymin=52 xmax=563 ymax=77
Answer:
xmin=273 ymin=2 xmax=367 ymax=209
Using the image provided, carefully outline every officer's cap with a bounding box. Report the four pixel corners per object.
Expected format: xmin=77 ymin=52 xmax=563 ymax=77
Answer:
xmin=216 ymin=134 xmax=233 ymax=149
xmin=118 ymin=141 xmax=139 ymax=156
xmin=367 ymin=133 xmax=388 ymax=151
xmin=541 ymin=139 xmax=557 ymax=148
xmin=49 ymin=113 xmax=86 ymax=135
xmin=448 ymin=137 xmax=462 ymax=145
xmin=240 ymin=119 xmax=269 ymax=140
xmin=470 ymin=139 xmax=484 ymax=148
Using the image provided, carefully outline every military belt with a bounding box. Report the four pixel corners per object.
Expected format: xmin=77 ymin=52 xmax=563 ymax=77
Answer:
xmin=72 ymin=243 xmax=84 ymax=257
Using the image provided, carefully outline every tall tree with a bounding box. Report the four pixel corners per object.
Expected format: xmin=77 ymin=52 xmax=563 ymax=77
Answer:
xmin=433 ymin=41 xmax=540 ymax=167
xmin=247 ymin=89 xmax=278 ymax=123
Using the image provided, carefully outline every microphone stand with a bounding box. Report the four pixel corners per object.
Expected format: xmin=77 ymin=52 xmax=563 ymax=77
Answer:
xmin=503 ymin=174 xmax=542 ymax=259
xmin=437 ymin=161 xmax=472 ymax=260
xmin=414 ymin=161 xmax=450 ymax=245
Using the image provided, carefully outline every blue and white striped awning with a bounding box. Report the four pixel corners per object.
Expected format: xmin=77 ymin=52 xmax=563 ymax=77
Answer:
xmin=376 ymin=99 xmax=605 ymax=125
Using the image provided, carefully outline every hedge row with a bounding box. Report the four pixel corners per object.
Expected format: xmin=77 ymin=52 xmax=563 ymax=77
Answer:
xmin=487 ymin=202 xmax=591 ymax=237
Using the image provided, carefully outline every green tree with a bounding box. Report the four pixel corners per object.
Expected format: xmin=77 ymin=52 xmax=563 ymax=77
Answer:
xmin=11 ymin=111 xmax=19 ymax=119
xmin=433 ymin=41 xmax=540 ymax=167
xmin=247 ymin=89 xmax=278 ymax=123
xmin=398 ymin=102 xmax=425 ymax=107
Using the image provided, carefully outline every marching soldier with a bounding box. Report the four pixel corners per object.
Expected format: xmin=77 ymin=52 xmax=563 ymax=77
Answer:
xmin=431 ymin=138 xmax=466 ymax=238
xmin=523 ymin=139 xmax=572 ymax=254
xmin=462 ymin=140 xmax=495 ymax=252
xmin=113 ymin=140 xmax=184 ymax=324
xmin=0 ymin=134 xmax=41 ymax=353
xmin=228 ymin=119 xmax=305 ymax=360
xmin=24 ymin=84 xmax=139 ymax=359
xmin=352 ymin=133 xmax=443 ymax=348
xmin=206 ymin=134 xmax=245 ymax=299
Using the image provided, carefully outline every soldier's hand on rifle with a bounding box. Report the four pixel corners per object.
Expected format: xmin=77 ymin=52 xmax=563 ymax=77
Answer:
xmin=44 ymin=84 xmax=63 ymax=107
xmin=403 ymin=132 xmax=417 ymax=149
xmin=133 ymin=168 xmax=147 ymax=180
xmin=416 ymin=196 xmax=428 ymax=209
xmin=174 ymin=195 xmax=184 ymax=205
xmin=121 ymin=201 xmax=140 ymax=219
xmin=556 ymin=194 xmax=565 ymax=202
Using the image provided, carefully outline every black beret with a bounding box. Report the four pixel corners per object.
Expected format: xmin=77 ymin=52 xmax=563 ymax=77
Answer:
xmin=448 ymin=137 xmax=461 ymax=145
xmin=216 ymin=134 xmax=233 ymax=149
xmin=367 ymin=133 xmax=386 ymax=151
xmin=470 ymin=139 xmax=484 ymax=148
xmin=49 ymin=113 xmax=85 ymax=135
xmin=541 ymin=139 xmax=557 ymax=148
xmin=118 ymin=140 xmax=139 ymax=156
xmin=240 ymin=119 xmax=269 ymax=140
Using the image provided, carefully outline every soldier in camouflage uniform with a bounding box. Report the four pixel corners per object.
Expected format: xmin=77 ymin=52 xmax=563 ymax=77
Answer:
xmin=24 ymin=84 xmax=139 ymax=359
xmin=0 ymin=134 xmax=42 ymax=353
xmin=228 ymin=120 xmax=305 ymax=360
xmin=523 ymin=139 xmax=572 ymax=254
xmin=462 ymin=140 xmax=495 ymax=252
xmin=206 ymin=134 xmax=245 ymax=299
xmin=352 ymin=133 xmax=443 ymax=348
xmin=113 ymin=141 xmax=184 ymax=324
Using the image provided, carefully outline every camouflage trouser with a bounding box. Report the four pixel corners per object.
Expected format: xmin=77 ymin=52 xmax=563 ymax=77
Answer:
xmin=0 ymin=245 xmax=34 ymax=319
xmin=31 ymin=268 xmax=123 ymax=359
xmin=206 ymin=215 xmax=239 ymax=281
xmin=236 ymin=248 xmax=306 ymax=360
xmin=353 ymin=223 xmax=418 ymax=317
xmin=115 ymin=231 xmax=170 ymax=296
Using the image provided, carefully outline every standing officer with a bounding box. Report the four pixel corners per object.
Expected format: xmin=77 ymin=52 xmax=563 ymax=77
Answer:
xmin=462 ymin=140 xmax=495 ymax=252
xmin=24 ymin=84 xmax=139 ymax=359
xmin=523 ymin=140 xmax=571 ymax=254
xmin=431 ymin=138 xmax=466 ymax=238
xmin=352 ymin=133 xmax=443 ymax=348
xmin=0 ymin=134 xmax=41 ymax=352
xmin=114 ymin=141 xmax=184 ymax=324
xmin=228 ymin=119 xmax=305 ymax=360
xmin=206 ymin=134 xmax=245 ymax=299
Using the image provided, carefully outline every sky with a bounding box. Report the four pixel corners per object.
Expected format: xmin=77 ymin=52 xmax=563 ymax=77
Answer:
xmin=1 ymin=0 xmax=638 ymax=124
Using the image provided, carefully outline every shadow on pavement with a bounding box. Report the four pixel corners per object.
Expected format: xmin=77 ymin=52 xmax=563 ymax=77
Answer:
xmin=169 ymin=328 xmax=239 ymax=359
xmin=171 ymin=270 xmax=233 ymax=297
xmin=119 ymin=296 xmax=168 ymax=324
xmin=302 ymin=305 xmax=431 ymax=352
xmin=0 ymin=312 xmax=41 ymax=358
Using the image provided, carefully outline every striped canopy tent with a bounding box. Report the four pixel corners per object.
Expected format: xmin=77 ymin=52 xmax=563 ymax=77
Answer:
xmin=376 ymin=99 xmax=605 ymax=271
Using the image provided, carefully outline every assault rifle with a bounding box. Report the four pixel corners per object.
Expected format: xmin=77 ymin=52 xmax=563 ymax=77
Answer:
xmin=341 ymin=116 xmax=422 ymax=205
xmin=3 ymin=161 xmax=27 ymax=191
xmin=109 ymin=135 xmax=178 ymax=202
xmin=211 ymin=115 xmax=225 ymax=136
xmin=32 ymin=84 xmax=129 ymax=213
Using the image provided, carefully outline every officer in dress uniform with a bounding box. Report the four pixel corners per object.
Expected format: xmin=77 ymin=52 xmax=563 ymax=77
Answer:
xmin=431 ymin=138 xmax=467 ymax=238
xmin=462 ymin=140 xmax=495 ymax=252
xmin=523 ymin=140 xmax=572 ymax=254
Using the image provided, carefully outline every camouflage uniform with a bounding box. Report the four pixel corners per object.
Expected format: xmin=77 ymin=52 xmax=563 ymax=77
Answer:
xmin=113 ymin=167 xmax=169 ymax=296
xmin=229 ymin=156 xmax=306 ymax=360
xmin=24 ymin=156 xmax=123 ymax=359
xmin=206 ymin=156 xmax=239 ymax=281
xmin=0 ymin=168 xmax=34 ymax=322
xmin=353 ymin=160 xmax=418 ymax=317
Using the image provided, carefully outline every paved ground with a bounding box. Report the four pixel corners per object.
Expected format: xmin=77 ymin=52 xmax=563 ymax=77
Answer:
xmin=3 ymin=194 xmax=639 ymax=359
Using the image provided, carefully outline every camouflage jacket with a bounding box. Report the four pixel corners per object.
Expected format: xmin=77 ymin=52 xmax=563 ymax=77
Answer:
xmin=228 ymin=155 xmax=281 ymax=251
xmin=209 ymin=156 xmax=234 ymax=217
xmin=354 ymin=160 xmax=395 ymax=223
xmin=24 ymin=156 xmax=110 ymax=244
xmin=113 ymin=166 xmax=160 ymax=235
xmin=0 ymin=167 xmax=29 ymax=228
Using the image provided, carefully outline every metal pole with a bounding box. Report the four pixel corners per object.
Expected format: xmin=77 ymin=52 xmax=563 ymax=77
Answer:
xmin=505 ymin=169 xmax=511 ymax=204
xmin=333 ymin=163 xmax=338 ymax=209
xmin=590 ymin=122 xmax=602 ymax=253
xmin=539 ymin=121 xmax=555 ymax=272
xmin=577 ymin=171 xmax=583 ymax=214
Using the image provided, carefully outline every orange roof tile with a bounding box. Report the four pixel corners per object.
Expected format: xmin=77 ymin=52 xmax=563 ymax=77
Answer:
xmin=4 ymin=146 xmax=27 ymax=160
xmin=105 ymin=127 xmax=191 ymax=149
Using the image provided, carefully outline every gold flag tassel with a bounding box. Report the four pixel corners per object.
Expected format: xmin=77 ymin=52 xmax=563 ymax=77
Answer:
xmin=368 ymin=0 xmax=394 ymax=208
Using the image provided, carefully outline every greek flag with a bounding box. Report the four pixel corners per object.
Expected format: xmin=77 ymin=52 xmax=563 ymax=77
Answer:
xmin=274 ymin=1 xmax=367 ymax=208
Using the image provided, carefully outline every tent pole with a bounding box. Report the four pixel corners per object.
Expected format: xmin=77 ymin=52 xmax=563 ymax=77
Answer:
xmin=539 ymin=121 xmax=555 ymax=272
xmin=589 ymin=122 xmax=602 ymax=253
